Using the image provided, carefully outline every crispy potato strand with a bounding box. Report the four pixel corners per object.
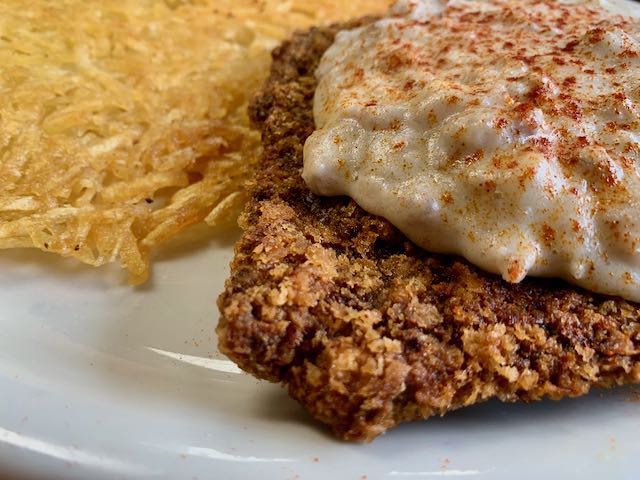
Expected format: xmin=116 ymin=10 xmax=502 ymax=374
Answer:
xmin=0 ymin=0 xmax=389 ymax=282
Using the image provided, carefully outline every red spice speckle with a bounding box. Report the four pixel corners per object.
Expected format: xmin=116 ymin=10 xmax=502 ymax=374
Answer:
xmin=495 ymin=117 xmax=508 ymax=129
xmin=562 ymin=39 xmax=580 ymax=52
xmin=541 ymin=224 xmax=557 ymax=246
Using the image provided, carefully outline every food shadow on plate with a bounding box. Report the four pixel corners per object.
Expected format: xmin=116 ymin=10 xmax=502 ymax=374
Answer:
xmin=134 ymin=218 xmax=241 ymax=292
xmin=0 ymin=464 xmax=46 ymax=480
xmin=251 ymin=384 xmax=640 ymax=447
xmin=249 ymin=387 xmax=340 ymax=439
xmin=376 ymin=385 xmax=639 ymax=446
xmin=0 ymin=217 xmax=240 ymax=288
xmin=0 ymin=247 xmax=126 ymax=286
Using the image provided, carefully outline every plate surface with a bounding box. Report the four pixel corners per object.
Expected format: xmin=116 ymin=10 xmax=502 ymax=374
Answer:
xmin=1 ymin=223 xmax=639 ymax=480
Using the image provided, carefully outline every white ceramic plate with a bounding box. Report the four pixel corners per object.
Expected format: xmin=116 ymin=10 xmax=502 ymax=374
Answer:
xmin=1 ymin=223 xmax=639 ymax=480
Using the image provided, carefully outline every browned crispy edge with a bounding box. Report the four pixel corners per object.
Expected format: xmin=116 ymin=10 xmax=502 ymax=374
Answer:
xmin=216 ymin=21 xmax=640 ymax=441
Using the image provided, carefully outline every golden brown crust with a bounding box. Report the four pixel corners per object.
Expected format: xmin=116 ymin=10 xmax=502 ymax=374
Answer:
xmin=217 ymin=22 xmax=640 ymax=442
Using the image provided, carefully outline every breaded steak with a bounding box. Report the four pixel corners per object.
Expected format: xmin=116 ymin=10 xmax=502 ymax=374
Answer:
xmin=216 ymin=22 xmax=640 ymax=442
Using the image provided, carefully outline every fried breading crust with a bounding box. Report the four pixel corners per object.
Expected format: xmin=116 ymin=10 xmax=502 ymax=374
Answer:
xmin=217 ymin=22 xmax=640 ymax=441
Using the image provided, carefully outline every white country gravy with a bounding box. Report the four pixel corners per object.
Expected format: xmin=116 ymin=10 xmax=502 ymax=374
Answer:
xmin=303 ymin=0 xmax=640 ymax=302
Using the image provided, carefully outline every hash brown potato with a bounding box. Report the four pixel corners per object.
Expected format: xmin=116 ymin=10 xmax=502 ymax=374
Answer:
xmin=0 ymin=0 xmax=389 ymax=282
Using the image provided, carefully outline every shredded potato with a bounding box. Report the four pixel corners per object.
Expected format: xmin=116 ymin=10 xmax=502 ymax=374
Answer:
xmin=0 ymin=0 xmax=389 ymax=282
